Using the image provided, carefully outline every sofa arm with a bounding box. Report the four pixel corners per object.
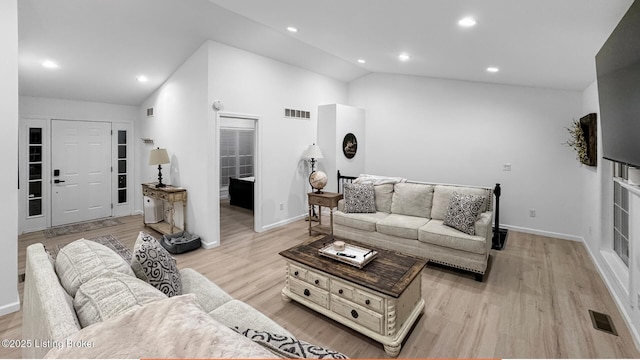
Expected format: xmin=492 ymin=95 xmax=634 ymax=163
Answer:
xmin=474 ymin=211 xmax=493 ymax=246
xmin=180 ymin=268 xmax=234 ymax=313
xmin=337 ymin=199 xmax=345 ymax=212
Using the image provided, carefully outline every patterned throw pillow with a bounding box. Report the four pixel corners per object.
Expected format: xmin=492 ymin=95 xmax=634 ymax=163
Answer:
xmin=343 ymin=183 xmax=376 ymax=213
xmin=233 ymin=327 xmax=348 ymax=359
xmin=443 ymin=192 xmax=485 ymax=235
xmin=131 ymin=232 xmax=183 ymax=297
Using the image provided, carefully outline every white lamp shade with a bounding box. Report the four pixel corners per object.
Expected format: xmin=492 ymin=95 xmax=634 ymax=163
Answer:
xmin=149 ymin=148 xmax=170 ymax=165
xmin=302 ymin=143 xmax=324 ymax=160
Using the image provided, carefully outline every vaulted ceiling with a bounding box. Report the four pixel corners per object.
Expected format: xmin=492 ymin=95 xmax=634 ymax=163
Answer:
xmin=18 ymin=0 xmax=633 ymax=106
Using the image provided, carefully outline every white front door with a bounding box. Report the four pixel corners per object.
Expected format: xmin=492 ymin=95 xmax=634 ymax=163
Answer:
xmin=51 ymin=120 xmax=112 ymax=226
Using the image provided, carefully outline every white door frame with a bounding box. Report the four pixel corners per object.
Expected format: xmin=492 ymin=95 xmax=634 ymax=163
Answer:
xmin=216 ymin=111 xmax=261 ymax=235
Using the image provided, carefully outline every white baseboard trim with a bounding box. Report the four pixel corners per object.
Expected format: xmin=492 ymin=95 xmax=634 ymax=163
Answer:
xmin=200 ymin=240 xmax=220 ymax=250
xmin=0 ymin=296 xmax=20 ymax=317
xmin=260 ymin=214 xmax=307 ymax=232
xmin=501 ymin=224 xmax=583 ymax=242
xmin=132 ymin=210 xmax=143 ymax=216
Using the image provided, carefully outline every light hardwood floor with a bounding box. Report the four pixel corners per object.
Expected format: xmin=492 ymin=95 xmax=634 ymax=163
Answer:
xmin=1 ymin=201 xmax=639 ymax=358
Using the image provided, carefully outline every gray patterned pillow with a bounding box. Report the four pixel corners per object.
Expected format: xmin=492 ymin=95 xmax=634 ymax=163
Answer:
xmin=131 ymin=232 xmax=183 ymax=297
xmin=443 ymin=192 xmax=485 ymax=235
xmin=232 ymin=327 xmax=348 ymax=359
xmin=343 ymin=183 xmax=376 ymax=213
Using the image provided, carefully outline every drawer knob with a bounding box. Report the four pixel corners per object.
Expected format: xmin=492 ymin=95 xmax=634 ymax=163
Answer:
xmin=351 ymin=310 xmax=359 ymax=319
xmin=294 ymin=271 xmax=299 ymax=276
xmin=338 ymin=289 xmax=343 ymax=294
xmin=314 ymin=279 xmax=319 ymax=285
xmin=304 ymin=289 xmax=310 ymax=297
xmin=365 ymin=299 xmax=371 ymax=305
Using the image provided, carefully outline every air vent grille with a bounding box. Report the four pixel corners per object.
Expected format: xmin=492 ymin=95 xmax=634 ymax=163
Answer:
xmin=589 ymin=310 xmax=617 ymax=336
xmin=284 ymin=108 xmax=310 ymax=119
xmin=146 ymin=108 xmax=154 ymax=117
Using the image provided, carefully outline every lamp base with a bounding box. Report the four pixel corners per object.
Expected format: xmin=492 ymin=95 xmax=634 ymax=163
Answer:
xmin=156 ymin=164 xmax=167 ymax=188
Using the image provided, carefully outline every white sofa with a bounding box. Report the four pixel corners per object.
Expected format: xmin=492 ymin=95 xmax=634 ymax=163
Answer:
xmin=333 ymin=181 xmax=494 ymax=281
xmin=22 ymin=240 xmax=305 ymax=359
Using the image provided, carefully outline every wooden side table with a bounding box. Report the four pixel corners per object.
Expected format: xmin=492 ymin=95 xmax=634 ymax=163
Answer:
xmin=142 ymin=183 xmax=187 ymax=235
xmin=308 ymin=192 xmax=343 ymax=236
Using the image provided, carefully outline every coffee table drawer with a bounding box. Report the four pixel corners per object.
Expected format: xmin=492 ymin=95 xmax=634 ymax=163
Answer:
xmin=355 ymin=289 xmax=384 ymax=313
xmin=289 ymin=278 xmax=329 ymax=309
xmin=331 ymin=296 xmax=383 ymax=334
xmin=289 ymin=264 xmax=307 ymax=282
xmin=331 ymin=279 xmax=355 ymax=300
xmin=307 ymin=270 xmax=329 ymax=290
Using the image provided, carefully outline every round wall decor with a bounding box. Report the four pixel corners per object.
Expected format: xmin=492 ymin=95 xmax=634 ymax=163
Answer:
xmin=342 ymin=133 xmax=358 ymax=159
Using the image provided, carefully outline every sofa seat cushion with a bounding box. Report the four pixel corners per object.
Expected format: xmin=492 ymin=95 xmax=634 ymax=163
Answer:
xmin=391 ymin=183 xmax=434 ymax=218
xmin=334 ymin=210 xmax=389 ymax=232
xmin=376 ymin=214 xmax=429 ymax=240
xmin=209 ymin=299 xmax=294 ymax=338
xmin=418 ymin=220 xmax=486 ymax=255
xmin=74 ymin=275 xmax=167 ymax=327
xmin=55 ymin=239 xmax=135 ymax=297
xmin=180 ymin=268 xmax=234 ymax=313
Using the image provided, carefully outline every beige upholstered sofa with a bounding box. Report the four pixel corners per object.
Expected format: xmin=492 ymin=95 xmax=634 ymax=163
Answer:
xmin=333 ymin=180 xmax=494 ymax=281
xmin=22 ymin=239 xmax=298 ymax=358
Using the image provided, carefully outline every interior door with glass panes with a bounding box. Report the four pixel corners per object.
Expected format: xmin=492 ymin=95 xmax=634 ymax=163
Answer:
xmin=51 ymin=120 xmax=112 ymax=226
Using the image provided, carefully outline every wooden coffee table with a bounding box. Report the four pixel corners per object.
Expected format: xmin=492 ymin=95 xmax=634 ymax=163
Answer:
xmin=279 ymin=236 xmax=426 ymax=357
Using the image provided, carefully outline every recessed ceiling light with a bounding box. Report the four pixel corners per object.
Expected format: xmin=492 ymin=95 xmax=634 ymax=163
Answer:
xmin=398 ymin=53 xmax=410 ymax=62
xmin=486 ymin=67 xmax=500 ymax=73
xmin=286 ymin=26 xmax=298 ymax=33
xmin=136 ymin=75 xmax=148 ymax=83
xmin=357 ymin=59 xmax=366 ymax=64
xmin=42 ymin=60 xmax=59 ymax=69
xmin=458 ymin=17 xmax=478 ymax=27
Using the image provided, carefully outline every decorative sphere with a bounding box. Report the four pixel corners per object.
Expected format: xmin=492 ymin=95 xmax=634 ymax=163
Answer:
xmin=309 ymin=171 xmax=328 ymax=191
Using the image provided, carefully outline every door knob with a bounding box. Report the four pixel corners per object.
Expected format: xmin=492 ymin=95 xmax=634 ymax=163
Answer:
xmin=54 ymin=179 xmax=66 ymax=184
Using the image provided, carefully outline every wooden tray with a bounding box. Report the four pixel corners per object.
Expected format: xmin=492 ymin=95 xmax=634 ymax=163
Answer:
xmin=319 ymin=242 xmax=378 ymax=268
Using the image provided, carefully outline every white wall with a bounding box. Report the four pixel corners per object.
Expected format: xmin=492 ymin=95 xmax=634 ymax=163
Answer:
xmin=206 ymin=41 xmax=348 ymax=235
xmin=348 ymin=73 xmax=584 ymax=239
xmin=138 ymin=43 xmax=210 ymax=244
xmin=20 ymin=96 xmax=139 ymax=122
xmin=139 ymin=41 xmax=347 ymax=247
xmin=317 ymin=104 xmax=366 ymax=193
xmin=0 ymin=0 xmax=20 ymax=316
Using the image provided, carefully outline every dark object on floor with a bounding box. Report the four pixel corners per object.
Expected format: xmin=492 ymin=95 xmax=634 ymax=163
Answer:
xmin=229 ymin=177 xmax=254 ymax=211
xmin=161 ymin=231 xmax=201 ymax=254
xmin=589 ymin=309 xmax=618 ymax=336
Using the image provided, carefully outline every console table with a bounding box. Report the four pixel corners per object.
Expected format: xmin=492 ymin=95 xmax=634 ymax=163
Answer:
xmin=142 ymin=183 xmax=187 ymax=235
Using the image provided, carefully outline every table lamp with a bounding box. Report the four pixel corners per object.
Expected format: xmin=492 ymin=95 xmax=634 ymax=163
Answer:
xmin=149 ymin=147 xmax=170 ymax=188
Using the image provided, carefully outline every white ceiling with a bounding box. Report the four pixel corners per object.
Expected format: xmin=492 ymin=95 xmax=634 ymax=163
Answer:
xmin=18 ymin=0 xmax=633 ymax=106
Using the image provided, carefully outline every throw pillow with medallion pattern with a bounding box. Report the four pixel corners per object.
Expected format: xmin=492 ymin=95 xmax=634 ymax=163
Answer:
xmin=443 ymin=192 xmax=485 ymax=235
xmin=343 ymin=183 xmax=376 ymax=213
xmin=131 ymin=231 xmax=183 ymax=297
xmin=232 ymin=327 xmax=348 ymax=359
